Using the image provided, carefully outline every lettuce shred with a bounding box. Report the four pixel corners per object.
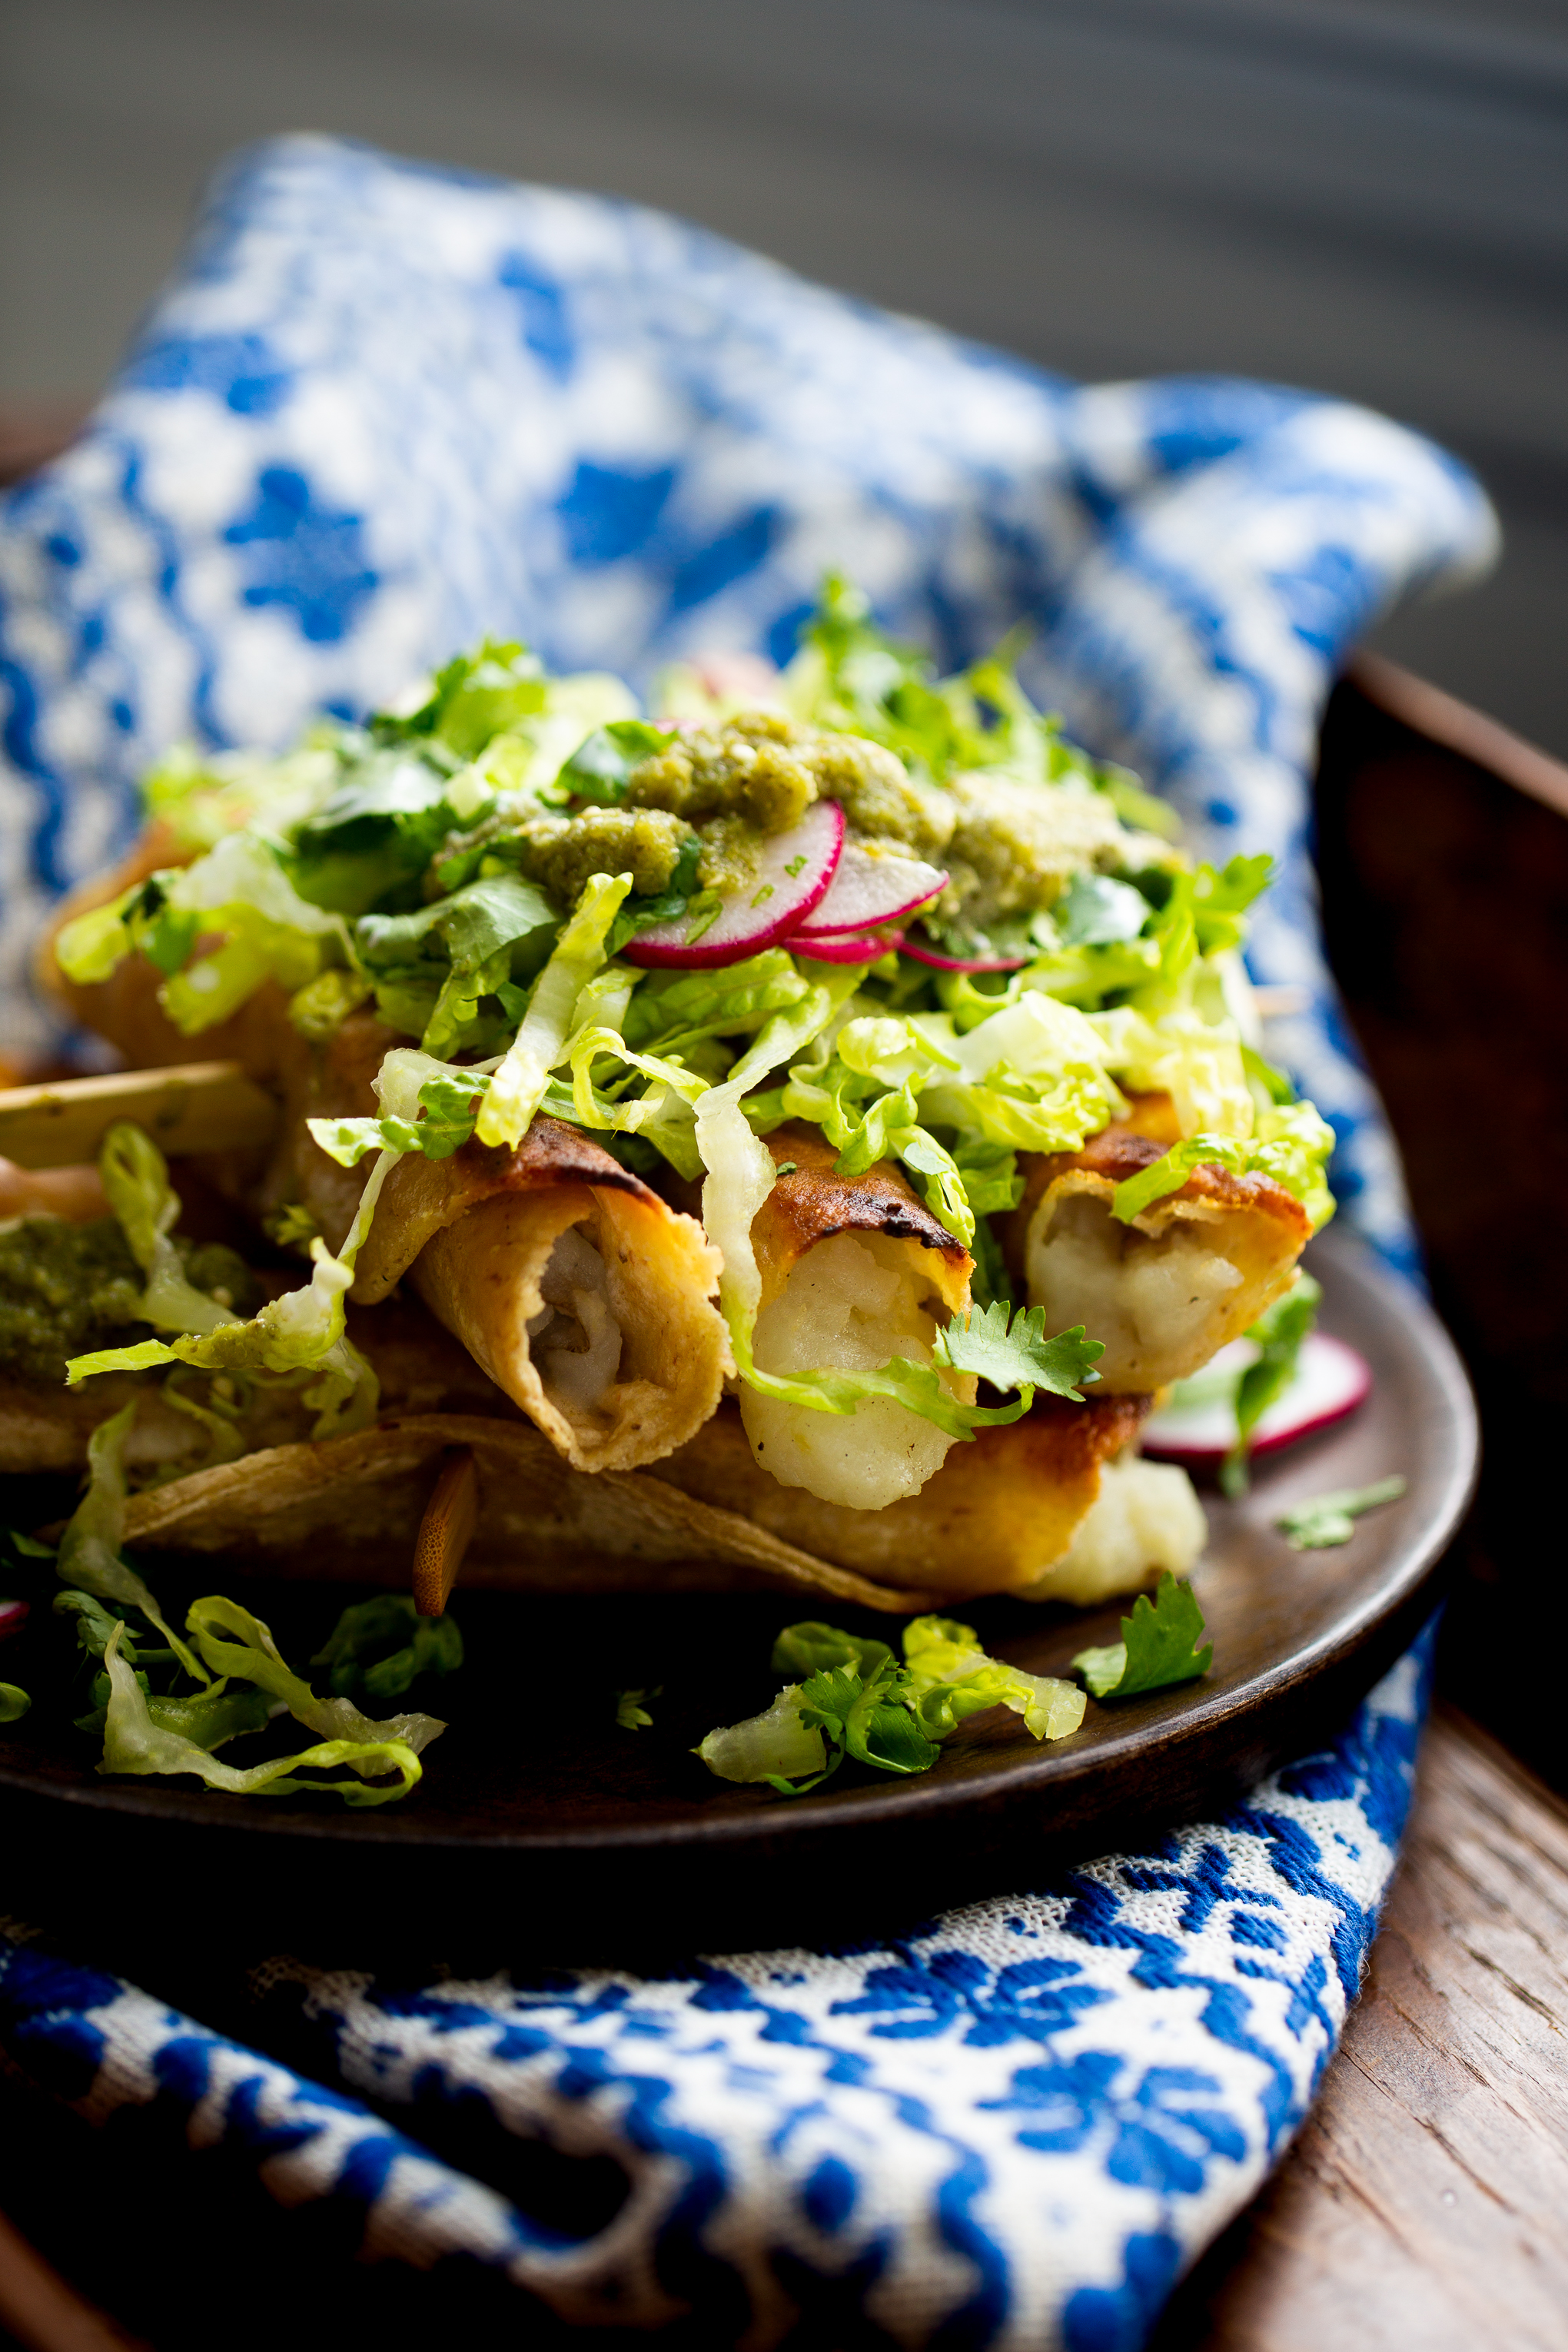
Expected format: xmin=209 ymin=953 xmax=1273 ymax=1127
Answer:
xmin=698 ymin=1614 xmax=1085 ymax=1792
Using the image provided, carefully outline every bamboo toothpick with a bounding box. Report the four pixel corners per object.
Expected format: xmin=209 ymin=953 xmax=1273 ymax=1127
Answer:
xmin=0 ymin=1061 xmax=278 ymax=1169
xmin=412 ymin=1448 xmax=480 ymax=1618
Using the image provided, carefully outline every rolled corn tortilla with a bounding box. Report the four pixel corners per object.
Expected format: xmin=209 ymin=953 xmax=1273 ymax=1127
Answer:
xmin=738 ymin=1125 xmax=978 ymax=1512
xmin=347 ymin=1114 xmax=731 ymax=1475
xmin=0 ymin=1297 xmax=511 ymax=1479
xmin=651 ymin=1394 xmax=1148 ymax=1599
xmin=1005 ymin=1101 xmax=1311 ymax=1394
xmin=111 ymin=1412 xmax=943 ymax=1614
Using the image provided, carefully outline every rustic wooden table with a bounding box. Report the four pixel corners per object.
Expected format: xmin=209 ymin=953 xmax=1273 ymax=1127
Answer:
xmin=1155 ymin=1706 xmax=1568 ymax=2352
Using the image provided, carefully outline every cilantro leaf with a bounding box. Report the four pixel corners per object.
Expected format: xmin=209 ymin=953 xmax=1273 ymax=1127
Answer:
xmin=934 ymin=1300 xmax=1103 ymax=1400
xmin=1072 ymin=1572 xmax=1213 ymax=1699
xmin=310 ymin=1593 xmax=463 ymax=1701
xmin=614 ymin=1686 xmax=659 ymax=1730
xmin=771 ymin=1622 xmax=893 ymax=1680
xmin=1274 ymin=1477 xmax=1407 ymax=1550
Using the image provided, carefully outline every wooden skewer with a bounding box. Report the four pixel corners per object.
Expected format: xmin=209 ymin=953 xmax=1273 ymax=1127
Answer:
xmin=0 ymin=1061 xmax=278 ymax=1170
xmin=411 ymin=1447 xmax=479 ymax=1618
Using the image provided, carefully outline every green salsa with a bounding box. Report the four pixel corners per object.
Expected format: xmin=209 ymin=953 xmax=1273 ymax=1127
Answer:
xmin=0 ymin=1217 xmax=260 ymax=1386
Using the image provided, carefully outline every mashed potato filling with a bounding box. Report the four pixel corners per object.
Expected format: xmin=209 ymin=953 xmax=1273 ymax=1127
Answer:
xmin=1028 ymin=1192 xmax=1244 ymax=1392
xmin=1019 ymin=1451 xmax=1208 ymax=1605
xmin=739 ymin=1231 xmax=969 ymax=1510
xmin=526 ymin=1222 xmax=623 ymax=1417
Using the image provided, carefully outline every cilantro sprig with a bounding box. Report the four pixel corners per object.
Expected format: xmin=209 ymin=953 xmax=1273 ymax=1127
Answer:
xmin=1071 ymin=1573 xmax=1213 ymax=1699
xmin=934 ymin=1299 xmax=1103 ymax=1402
xmin=1274 ymin=1477 xmax=1406 ymax=1550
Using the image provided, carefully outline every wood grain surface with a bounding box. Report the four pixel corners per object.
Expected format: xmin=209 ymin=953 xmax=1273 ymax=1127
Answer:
xmin=1156 ymin=1703 xmax=1568 ymax=2351
xmin=0 ymin=2201 xmax=150 ymax=2352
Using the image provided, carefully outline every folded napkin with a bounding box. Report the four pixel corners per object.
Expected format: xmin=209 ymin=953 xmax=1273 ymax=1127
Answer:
xmin=0 ymin=135 xmax=1491 ymax=2346
xmin=1 ymin=1626 xmax=1431 ymax=2351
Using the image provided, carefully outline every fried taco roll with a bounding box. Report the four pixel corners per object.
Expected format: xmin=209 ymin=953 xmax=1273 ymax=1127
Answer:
xmin=736 ymin=1125 xmax=975 ymax=1513
xmin=1005 ymin=1101 xmax=1310 ymax=1394
xmin=114 ymin=1413 xmax=941 ymax=1614
xmin=45 ymin=830 xmax=311 ymax=1101
xmin=652 ymin=1395 xmax=1149 ymax=1599
xmin=0 ymin=1296 xmax=510 ymax=1479
xmin=344 ymin=1117 xmax=730 ymax=1476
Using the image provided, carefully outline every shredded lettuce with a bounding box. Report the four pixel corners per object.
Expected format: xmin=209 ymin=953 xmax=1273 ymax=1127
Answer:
xmin=697 ymin=1686 xmax=832 ymax=1789
xmin=68 ymin=1147 xmax=389 ymax=1440
xmin=98 ymin=1122 xmax=240 ymax=1337
xmin=1072 ymin=1572 xmax=1213 ymax=1698
xmin=57 ymin=833 xmax=354 ymax=1034
xmin=185 ymin=1593 xmax=445 ymax=1757
xmin=54 ymin=1403 xmax=209 ymax=1683
xmin=477 ymin=872 xmax=632 ymax=1147
xmin=901 ymin=1615 xmax=1086 ymax=1741
xmin=697 ymin=1613 xmax=1085 ymax=1792
xmin=0 ymin=1683 xmax=29 ymax=1722
xmin=100 ymin=1623 xmax=424 ymax=1803
xmin=309 ymin=1048 xmax=492 ymax=1168
xmin=1111 ymin=1100 xmax=1337 ymax=1229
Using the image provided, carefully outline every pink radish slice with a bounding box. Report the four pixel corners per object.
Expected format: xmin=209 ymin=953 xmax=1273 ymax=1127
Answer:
xmin=1141 ymin=1332 xmax=1372 ymax=1471
xmin=793 ymin=928 xmax=904 ymax=965
xmin=793 ymin=842 xmax=948 ymax=939
xmin=0 ymin=1599 xmax=28 ymax=1641
xmin=623 ymin=800 xmax=844 ymax=969
xmin=900 ymin=928 xmax=1031 ymax=975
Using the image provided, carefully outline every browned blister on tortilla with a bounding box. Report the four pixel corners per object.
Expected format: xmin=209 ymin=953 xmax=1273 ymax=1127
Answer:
xmin=116 ymin=1412 xmax=943 ymax=1613
xmin=1005 ymin=1100 xmax=1311 ymax=1394
xmin=751 ymin=1125 xmax=972 ymax=1315
xmin=650 ymin=1394 xmax=1147 ymax=1598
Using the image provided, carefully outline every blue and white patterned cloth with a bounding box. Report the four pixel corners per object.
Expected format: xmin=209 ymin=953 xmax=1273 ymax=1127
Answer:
xmin=1 ymin=1633 xmax=1433 ymax=2349
xmin=0 ymin=135 xmax=1490 ymax=2344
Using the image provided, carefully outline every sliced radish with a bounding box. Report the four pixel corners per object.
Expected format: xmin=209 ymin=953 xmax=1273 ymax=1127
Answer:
xmin=794 ymin=842 xmax=948 ymax=939
xmin=1141 ymin=1332 xmax=1372 ymax=1471
xmin=901 ymin=928 xmax=1032 ymax=974
xmin=623 ymin=801 xmax=844 ymax=969
xmin=0 ymin=1598 xmax=28 ymax=1641
xmin=793 ymin=929 xmax=904 ymax=965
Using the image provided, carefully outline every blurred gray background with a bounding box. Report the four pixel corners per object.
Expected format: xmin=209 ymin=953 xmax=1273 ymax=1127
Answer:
xmin=5 ymin=0 xmax=1566 ymax=752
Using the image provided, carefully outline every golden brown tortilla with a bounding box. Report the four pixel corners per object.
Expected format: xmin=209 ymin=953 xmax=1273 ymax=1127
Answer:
xmin=1005 ymin=1112 xmax=1310 ymax=1393
xmin=650 ymin=1394 xmax=1147 ymax=1598
xmin=115 ymin=1411 xmax=943 ymax=1613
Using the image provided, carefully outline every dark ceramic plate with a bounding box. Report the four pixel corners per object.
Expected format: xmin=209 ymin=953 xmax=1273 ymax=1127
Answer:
xmin=0 ymin=1230 xmax=1474 ymax=1967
